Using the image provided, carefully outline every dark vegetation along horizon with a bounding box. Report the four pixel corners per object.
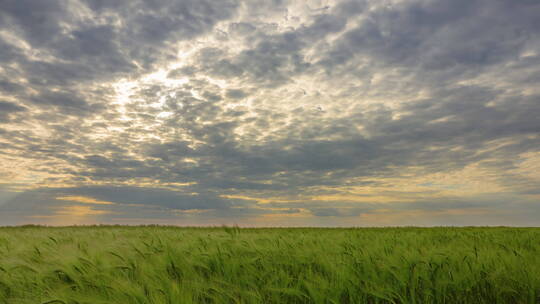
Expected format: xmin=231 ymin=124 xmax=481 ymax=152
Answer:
xmin=1 ymin=227 xmax=539 ymax=303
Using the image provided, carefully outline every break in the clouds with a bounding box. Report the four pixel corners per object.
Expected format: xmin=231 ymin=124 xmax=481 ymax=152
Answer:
xmin=1 ymin=0 xmax=539 ymax=226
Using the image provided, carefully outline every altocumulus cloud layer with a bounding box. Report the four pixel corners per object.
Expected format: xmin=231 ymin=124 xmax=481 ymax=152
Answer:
xmin=0 ymin=0 xmax=539 ymax=226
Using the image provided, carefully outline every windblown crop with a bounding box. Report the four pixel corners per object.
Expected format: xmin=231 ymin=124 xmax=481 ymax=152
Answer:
xmin=0 ymin=226 xmax=539 ymax=303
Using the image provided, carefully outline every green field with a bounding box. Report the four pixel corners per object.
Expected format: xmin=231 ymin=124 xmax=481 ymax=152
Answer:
xmin=0 ymin=226 xmax=539 ymax=304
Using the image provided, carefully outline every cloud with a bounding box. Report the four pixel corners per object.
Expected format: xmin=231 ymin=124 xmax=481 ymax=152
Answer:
xmin=0 ymin=100 xmax=26 ymax=122
xmin=1 ymin=0 xmax=540 ymax=226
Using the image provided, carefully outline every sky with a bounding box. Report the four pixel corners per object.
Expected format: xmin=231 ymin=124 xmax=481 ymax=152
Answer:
xmin=0 ymin=0 xmax=539 ymax=226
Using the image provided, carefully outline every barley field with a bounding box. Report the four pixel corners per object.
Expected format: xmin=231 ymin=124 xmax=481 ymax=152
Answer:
xmin=0 ymin=226 xmax=539 ymax=304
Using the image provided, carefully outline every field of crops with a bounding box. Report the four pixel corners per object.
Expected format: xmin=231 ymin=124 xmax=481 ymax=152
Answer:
xmin=0 ymin=226 xmax=539 ymax=303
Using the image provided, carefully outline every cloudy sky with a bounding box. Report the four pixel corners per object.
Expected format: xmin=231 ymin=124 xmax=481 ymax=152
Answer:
xmin=0 ymin=0 xmax=539 ymax=226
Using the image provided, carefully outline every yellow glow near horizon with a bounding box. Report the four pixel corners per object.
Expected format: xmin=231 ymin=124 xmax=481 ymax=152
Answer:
xmin=28 ymin=205 xmax=112 ymax=226
xmin=56 ymin=196 xmax=116 ymax=205
xmin=54 ymin=205 xmax=111 ymax=216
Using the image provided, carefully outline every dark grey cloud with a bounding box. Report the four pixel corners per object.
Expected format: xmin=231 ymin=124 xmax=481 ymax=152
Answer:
xmin=310 ymin=207 xmax=368 ymax=217
xmin=19 ymin=81 xmax=536 ymax=194
xmin=0 ymin=79 xmax=24 ymax=94
xmin=0 ymin=37 xmax=21 ymax=63
xmin=318 ymin=0 xmax=540 ymax=73
xmin=0 ymin=0 xmax=67 ymax=46
xmin=54 ymin=186 xmax=234 ymax=210
xmin=0 ymin=101 xmax=26 ymax=122
xmin=28 ymin=90 xmax=102 ymax=115
xmin=0 ymin=0 xmax=240 ymax=119
xmin=191 ymin=8 xmax=353 ymax=87
xmin=228 ymin=22 xmax=257 ymax=36
xmin=0 ymin=184 xmax=297 ymax=226
xmin=225 ymin=89 xmax=249 ymax=100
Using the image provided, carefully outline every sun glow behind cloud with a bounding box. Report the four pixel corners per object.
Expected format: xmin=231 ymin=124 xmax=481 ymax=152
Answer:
xmin=56 ymin=196 xmax=116 ymax=205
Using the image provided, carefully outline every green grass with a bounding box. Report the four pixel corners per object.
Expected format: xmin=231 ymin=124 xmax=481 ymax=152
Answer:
xmin=0 ymin=226 xmax=539 ymax=303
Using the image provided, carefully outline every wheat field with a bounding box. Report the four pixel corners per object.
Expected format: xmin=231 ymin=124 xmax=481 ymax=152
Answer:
xmin=0 ymin=226 xmax=539 ymax=303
